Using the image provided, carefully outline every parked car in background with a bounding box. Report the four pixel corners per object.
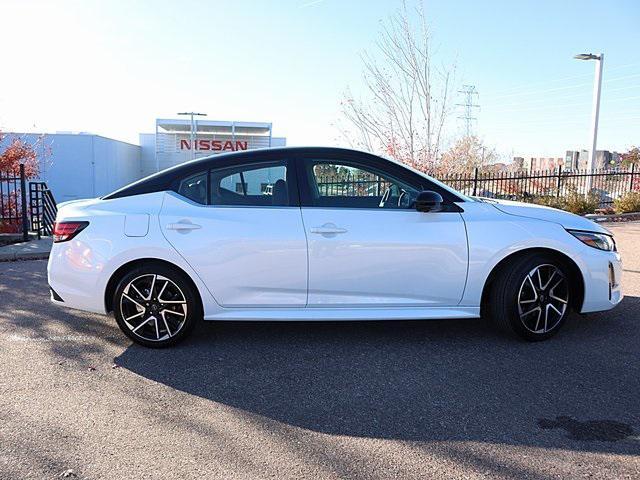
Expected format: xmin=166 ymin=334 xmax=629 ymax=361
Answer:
xmin=48 ymin=147 xmax=622 ymax=347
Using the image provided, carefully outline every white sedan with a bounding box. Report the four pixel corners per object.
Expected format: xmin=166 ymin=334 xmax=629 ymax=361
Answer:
xmin=47 ymin=147 xmax=622 ymax=347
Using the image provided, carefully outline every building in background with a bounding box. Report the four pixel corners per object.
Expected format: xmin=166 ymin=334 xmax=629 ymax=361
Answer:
xmin=0 ymin=133 xmax=140 ymax=203
xmin=564 ymin=150 xmax=580 ymax=170
xmin=1 ymin=119 xmax=286 ymax=201
xmin=139 ymin=119 xmax=286 ymax=177
xmin=515 ymin=149 xmax=622 ymax=172
xmin=519 ymin=156 xmax=564 ymax=172
xmin=564 ymin=150 xmax=622 ymax=170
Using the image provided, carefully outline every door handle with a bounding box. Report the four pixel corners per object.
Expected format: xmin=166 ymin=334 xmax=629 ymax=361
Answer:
xmin=167 ymin=221 xmax=201 ymax=231
xmin=310 ymin=223 xmax=348 ymax=235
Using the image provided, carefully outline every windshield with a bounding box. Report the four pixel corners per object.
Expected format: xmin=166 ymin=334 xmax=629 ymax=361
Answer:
xmin=391 ymin=159 xmax=476 ymax=202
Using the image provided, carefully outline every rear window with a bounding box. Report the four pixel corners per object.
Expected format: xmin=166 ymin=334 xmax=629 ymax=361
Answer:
xmin=210 ymin=161 xmax=289 ymax=207
xmin=177 ymin=171 xmax=208 ymax=204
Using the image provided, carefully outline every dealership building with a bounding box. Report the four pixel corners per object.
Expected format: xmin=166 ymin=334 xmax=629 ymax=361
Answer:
xmin=1 ymin=118 xmax=286 ymax=202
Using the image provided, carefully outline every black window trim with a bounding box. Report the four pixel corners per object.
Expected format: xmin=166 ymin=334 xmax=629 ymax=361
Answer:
xmin=102 ymin=147 xmax=465 ymax=209
xmin=294 ymin=152 xmax=463 ymax=212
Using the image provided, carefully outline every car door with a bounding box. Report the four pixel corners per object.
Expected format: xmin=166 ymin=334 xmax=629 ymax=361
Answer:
xmin=160 ymin=157 xmax=308 ymax=307
xmin=296 ymin=154 xmax=468 ymax=306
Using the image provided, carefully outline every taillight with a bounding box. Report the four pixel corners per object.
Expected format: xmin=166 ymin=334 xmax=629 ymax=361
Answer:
xmin=52 ymin=221 xmax=89 ymax=243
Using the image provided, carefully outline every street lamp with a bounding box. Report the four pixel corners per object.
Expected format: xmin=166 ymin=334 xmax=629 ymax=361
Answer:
xmin=574 ymin=52 xmax=603 ymax=192
xmin=177 ymin=112 xmax=207 ymax=160
xmin=573 ymin=53 xmax=600 ymax=61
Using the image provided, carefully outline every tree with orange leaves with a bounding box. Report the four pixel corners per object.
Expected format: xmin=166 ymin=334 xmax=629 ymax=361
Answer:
xmin=0 ymin=131 xmax=50 ymax=233
xmin=0 ymin=131 xmax=44 ymax=178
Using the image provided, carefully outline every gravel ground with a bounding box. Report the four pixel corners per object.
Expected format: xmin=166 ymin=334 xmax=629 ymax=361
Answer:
xmin=1 ymin=222 xmax=639 ymax=479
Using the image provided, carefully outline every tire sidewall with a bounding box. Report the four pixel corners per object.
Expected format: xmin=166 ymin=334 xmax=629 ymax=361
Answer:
xmin=506 ymin=256 xmax=570 ymax=341
xmin=113 ymin=264 xmax=200 ymax=348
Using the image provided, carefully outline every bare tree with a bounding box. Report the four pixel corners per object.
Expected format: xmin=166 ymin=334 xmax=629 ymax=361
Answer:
xmin=439 ymin=135 xmax=499 ymax=173
xmin=338 ymin=1 xmax=455 ymax=172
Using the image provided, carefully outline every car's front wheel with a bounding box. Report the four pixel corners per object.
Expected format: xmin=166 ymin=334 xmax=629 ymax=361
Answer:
xmin=113 ymin=264 xmax=201 ymax=348
xmin=486 ymin=254 xmax=571 ymax=341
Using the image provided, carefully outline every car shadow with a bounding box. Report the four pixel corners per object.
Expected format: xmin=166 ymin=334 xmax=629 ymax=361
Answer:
xmin=116 ymin=295 xmax=640 ymax=455
xmin=0 ymin=260 xmax=126 ymax=362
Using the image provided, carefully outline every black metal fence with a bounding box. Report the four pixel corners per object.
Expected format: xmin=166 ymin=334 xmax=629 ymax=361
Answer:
xmin=1 ymin=164 xmax=57 ymax=241
xmin=29 ymin=182 xmax=57 ymax=239
xmin=0 ymin=164 xmax=29 ymax=241
xmin=438 ymin=165 xmax=638 ymax=207
xmin=317 ymin=175 xmax=392 ymax=197
xmin=317 ymin=165 xmax=639 ymax=209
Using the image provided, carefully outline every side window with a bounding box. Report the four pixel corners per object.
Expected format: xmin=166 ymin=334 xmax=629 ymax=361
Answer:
xmin=210 ymin=161 xmax=290 ymax=206
xmin=307 ymin=161 xmax=419 ymax=209
xmin=177 ymin=171 xmax=208 ymax=204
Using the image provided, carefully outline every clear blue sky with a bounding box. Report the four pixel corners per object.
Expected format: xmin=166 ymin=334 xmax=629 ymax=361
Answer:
xmin=0 ymin=0 xmax=638 ymax=159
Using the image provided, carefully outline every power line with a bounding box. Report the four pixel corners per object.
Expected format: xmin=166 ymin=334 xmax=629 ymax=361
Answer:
xmin=605 ymin=83 xmax=640 ymax=93
xmin=484 ymin=89 xmax=640 ymax=115
xmin=483 ymin=72 xmax=640 ymax=101
xmin=604 ymin=72 xmax=640 ymax=83
xmin=482 ymin=61 xmax=640 ymax=97
xmin=486 ymin=82 xmax=592 ymax=101
xmin=487 ymin=83 xmax=640 ymax=111
xmin=486 ymin=111 xmax=640 ymax=131
xmin=456 ymin=85 xmax=479 ymax=137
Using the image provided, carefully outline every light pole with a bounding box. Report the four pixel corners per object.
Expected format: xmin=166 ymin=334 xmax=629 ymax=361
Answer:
xmin=177 ymin=112 xmax=207 ymax=160
xmin=574 ymin=52 xmax=603 ymax=192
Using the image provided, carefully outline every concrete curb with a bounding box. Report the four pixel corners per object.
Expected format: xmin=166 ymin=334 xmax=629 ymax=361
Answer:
xmin=586 ymin=212 xmax=640 ymax=223
xmin=0 ymin=232 xmax=38 ymax=246
xmin=0 ymin=238 xmax=52 ymax=262
xmin=0 ymin=252 xmax=50 ymax=262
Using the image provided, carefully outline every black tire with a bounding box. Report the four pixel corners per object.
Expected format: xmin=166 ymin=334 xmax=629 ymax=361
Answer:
xmin=486 ymin=253 xmax=571 ymax=341
xmin=113 ymin=263 xmax=201 ymax=348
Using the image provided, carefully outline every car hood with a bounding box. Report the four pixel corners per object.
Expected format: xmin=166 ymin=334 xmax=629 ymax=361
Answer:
xmin=478 ymin=198 xmax=610 ymax=234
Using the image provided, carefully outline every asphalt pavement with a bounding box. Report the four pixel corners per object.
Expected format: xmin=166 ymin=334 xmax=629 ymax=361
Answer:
xmin=0 ymin=222 xmax=638 ymax=479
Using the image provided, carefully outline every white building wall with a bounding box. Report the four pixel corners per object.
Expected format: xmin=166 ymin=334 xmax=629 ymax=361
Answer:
xmin=40 ymin=134 xmax=95 ymax=201
xmin=139 ymin=133 xmax=156 ymax=177
xmin=270 ymin=137 xmax=286 ymax=148
xmin=92 ymin=136 xmax=142 ymax=196
xmin=1 ymin=133 xmax=141 ymax=202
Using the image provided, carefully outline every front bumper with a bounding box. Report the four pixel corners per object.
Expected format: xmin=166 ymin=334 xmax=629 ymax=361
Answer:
xmin=579 ymin=250 xmax=623 ymax=313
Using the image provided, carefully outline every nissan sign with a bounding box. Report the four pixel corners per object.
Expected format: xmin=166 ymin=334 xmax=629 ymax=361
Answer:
xmin=180 ymin=139 xmax=249 ymax=152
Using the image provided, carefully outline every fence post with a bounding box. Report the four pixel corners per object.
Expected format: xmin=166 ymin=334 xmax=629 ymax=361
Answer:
xmin=19 ymin=164 xmax=28 ymax=242
xmin=555 ymin=165 xmax=563 ymax=197
xmin=32 ymin=184 xmax=41 ymax=241
xmin=472 ymin=167 xmax=479 ymax=197
xmin=630 ymin=163 xmax=636 ymax=192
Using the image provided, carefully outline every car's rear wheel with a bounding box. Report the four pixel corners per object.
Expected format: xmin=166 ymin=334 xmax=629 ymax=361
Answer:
xmin=113 ymin=264 xmax=200 ymax=347
xmin=486 ymin=254 xmax=571 ymax=341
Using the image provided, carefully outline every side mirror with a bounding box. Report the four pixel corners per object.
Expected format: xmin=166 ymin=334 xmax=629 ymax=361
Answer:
xmin=415 ymin=190 xmax=443 ymax=213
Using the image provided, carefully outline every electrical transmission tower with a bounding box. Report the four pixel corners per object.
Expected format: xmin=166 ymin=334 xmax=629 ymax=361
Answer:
xmin=456 ymin=85 xmax=480 ymax=137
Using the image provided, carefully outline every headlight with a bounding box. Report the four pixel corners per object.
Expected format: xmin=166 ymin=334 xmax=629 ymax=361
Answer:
xmin=567 ymin=230 xmax=616 ymax=251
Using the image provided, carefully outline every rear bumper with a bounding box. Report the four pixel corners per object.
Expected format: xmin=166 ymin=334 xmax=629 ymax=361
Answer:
xmin=47 ymin=241 xmax=109 ymax=315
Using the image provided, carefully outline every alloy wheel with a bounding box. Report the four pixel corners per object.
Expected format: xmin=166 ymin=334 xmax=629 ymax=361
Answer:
xmin=517 ymin=264 xmax=569 ymax=334
xmin=119 ymin=274 xmax=188 ymax=342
